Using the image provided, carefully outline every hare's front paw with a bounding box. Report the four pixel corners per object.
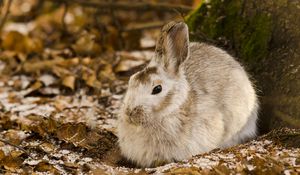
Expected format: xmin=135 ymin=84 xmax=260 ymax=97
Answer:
xmin=125 ymin=106 xmax=147 ymax=125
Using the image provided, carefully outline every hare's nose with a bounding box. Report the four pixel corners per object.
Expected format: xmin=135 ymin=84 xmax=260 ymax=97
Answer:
xmin=125 ymin=106 xmax=144 ymax=117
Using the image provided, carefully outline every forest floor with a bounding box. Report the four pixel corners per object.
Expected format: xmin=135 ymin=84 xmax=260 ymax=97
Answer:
xmin=0 ymin=1 xmax=299 ymax=174
xmin=0 ymin=69 xmax=300 ymax=174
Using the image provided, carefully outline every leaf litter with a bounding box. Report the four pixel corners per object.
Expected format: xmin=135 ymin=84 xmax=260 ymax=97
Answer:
xmin=0 ymin=0 xmax=299 ymax=174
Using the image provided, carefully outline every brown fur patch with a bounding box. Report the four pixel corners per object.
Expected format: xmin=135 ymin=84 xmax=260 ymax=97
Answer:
xmin=134 ymin=67 xmax=157 ymax=84
xmin=155 ymin=21 xmax=178 ymax=56
xmin=126 ymin=106 xmax=147 ymax=125
xmin=154 ymin=79 xmax=162 ymax=85
xmin=154 ymin=21 xmax=189 ymax=73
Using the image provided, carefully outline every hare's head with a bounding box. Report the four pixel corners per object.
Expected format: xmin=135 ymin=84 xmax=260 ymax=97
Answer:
xmin=121 ymin=22 xmax=190 ymax=125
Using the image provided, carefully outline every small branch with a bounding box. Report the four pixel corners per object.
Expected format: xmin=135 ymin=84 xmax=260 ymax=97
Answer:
xmin=0 ymin=0 xmax=13 ymax=31
xmin=22 ymin=57 xmax=79 ymax=73
xmin=61 ymin=2 xmax=68 ymax=31
xmin=54 ymin=0 xmax=193 ymax=13
xmin=0 ymin=138 xmax=34 ymax=159
xmin=124 ymin=21 xmax=166 ymax=32
xmin=109 ymin=0 xmax=124 ymax=50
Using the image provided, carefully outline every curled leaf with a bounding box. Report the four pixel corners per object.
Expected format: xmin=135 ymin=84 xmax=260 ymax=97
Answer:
xmin=62 ymin=75 xmax=76 ymax=90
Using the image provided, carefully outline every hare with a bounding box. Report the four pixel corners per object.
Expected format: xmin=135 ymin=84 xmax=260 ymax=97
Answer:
xmin=117 ymin=21 xmax=258 ymax=168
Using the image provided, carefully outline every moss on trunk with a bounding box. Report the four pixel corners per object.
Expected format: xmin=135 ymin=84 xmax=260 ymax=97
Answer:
xmin=186 ymin=0 xmax=300 ymax=132
xmin=186 ymin=0 xmax=272 ymax=65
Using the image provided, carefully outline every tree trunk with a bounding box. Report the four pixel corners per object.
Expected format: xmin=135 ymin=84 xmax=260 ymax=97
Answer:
xmin=186 ymin=0 xmax=300 ymax=133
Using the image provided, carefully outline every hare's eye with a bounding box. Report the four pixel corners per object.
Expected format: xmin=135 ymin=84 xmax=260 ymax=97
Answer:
xmin=152 ymin=85 xmax=162 ymax=95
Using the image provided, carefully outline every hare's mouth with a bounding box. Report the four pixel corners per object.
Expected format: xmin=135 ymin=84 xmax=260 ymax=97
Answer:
xmin=125 ymin=106 xmax=148 ymax=125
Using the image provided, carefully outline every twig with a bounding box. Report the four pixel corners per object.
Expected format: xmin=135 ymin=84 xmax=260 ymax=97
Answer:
xmin=0 ymin=138 xmax=34 ymax=159
xmin=0 ymin=0 xmax=13 ymax=31
xmin=53 ymin=0 xmax=193 ymax=13
xmin=124 ymin=21 xmax=166 ymax=32
xmin=61 ymin=2 xmax=68 ymax=31
xmin=109 ymin=0 xmax=124 ymax=50
xmin=22 ymin=57 xmax=79 ymax=73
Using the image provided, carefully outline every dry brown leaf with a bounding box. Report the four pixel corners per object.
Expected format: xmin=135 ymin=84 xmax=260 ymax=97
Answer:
xmin=62 ymin=75 xmax=76 ymax=90
xmin=2 ymin=155 xmax=23 ymax=172
xmin=56 ymin=123 xmax=118 ymax=154
xmin=91 ymin=168 xmax=110 ymax=175
xmin=25 ymin=81 xmax=43 ymax=96
xmin=86 ymin=74 xmax=101 ymax=88
xmin=4 ymin=129 xmax=25 ymax=145
xmin=57 ymin=57 xmax=80 ymax=67
xmin=52 ymin=66 xmax=72 ymax=78
xmin=34 ymin=161 xmax=59 ymax=174
xmin=0 ymin=114 xmax=15 ymax=130
xmin=23 ymin=57 xmax=79 ymax=73
xmin=23 ymin=58 xmax=63 ymax=73
xmin=25 ymin=115 xmax=59 ymax=136
xmin=82 ymin=66 xmax=101 ymax=88
xmin=10 ymin=150 xmax=24 ymax=158
xmin=62 ymin=161 xmax=79 ymax=169
xmin=0 ymin=150 xmax=5 ymax=161
xmin=2 ymin=31 xmax=43 ymax=54
xmin=82 ymin=57 xmax=92 ymax=65
xmin=114 ymin=58 xmax=144 ymax=73
xmin=166 ymin=167 xmax=202 ymax=175
xmin=39 ymin=142 xmax=56 ymax=154
xmin=212 ymin=164 xmax=232 ymax=175
xmin=113 ymin=51 xmax=148 ymax=78
xmin=72 ymin=30 xmax=102 ymax=55
xmin=53 ymin=96 xmax=73 ymax=111
xmin=57 ymin=123 xmax=99 ymax=150
xmin=98 ymin=60 xmax=116 ymax=82
xmin=7 ymin=0 xmax=40 ymax=17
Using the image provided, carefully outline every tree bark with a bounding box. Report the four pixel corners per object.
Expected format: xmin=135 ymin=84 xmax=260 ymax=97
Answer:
xmin=186 ymin=0 xmax=300 ymax=133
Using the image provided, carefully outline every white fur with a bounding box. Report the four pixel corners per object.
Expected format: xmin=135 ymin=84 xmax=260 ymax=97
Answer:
xmin=117 ymin=23 xmax=258 ymax=167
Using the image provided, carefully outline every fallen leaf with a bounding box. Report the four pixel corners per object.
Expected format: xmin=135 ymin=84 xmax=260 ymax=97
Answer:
xmin=98 ymin=60 xmax=116 ymax=82
xmin=62 ymin=75 xmax=76 ymax=90
xmin=24 ymin=81 xmax=43 ymax=96
xmin=25 ymin=115 xmax=59 ymax=137
xmin=0 ymin=150 xmax=5 ymax=161
xmin=2 ymin=31 xmax=43 ymax=54
xmin=57 ymin=123 xmax=96 ymax=149
xmin=165 ymin=167 xmax=202 ymax=175
xmin=39 ymin=74 xmax=57 ymax=87
xmin=82 ymin=66 xmax=101 ymax=88
xmin=34 ymin=161 xmax=59 ymax=174
xmin=3 ymin=129 xmax=26 ymax=145
xmin=52 ymin=66 xmax=72 ymax=78
xmin=23 ymin=57 xmax=79 ymax=73
xmin=39 ymin=142 xmax=56 ymax=154
xmin=1 ymin=154 xmax=23 ymax=172
xmin=72 ymin=30 xmax=102 ymax=56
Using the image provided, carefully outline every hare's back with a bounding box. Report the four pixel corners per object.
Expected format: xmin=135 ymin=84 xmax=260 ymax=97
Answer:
xmin=184 ymin=42 xmax=244 ymax=96
xmin=184 ymin=42 xmax=257 ymax=143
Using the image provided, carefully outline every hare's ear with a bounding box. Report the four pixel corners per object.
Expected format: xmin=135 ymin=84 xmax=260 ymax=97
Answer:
xmin=155 ymin=21 xmax=189 ymax=74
